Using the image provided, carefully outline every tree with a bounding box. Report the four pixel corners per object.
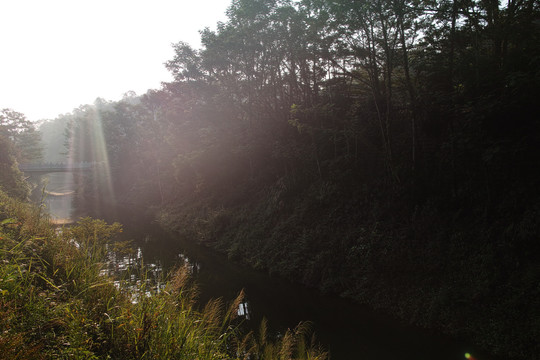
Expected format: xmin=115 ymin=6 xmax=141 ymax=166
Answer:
xmin=0 ymin=108 xmax=42 ymax=163
xmin=39 ymin=116 xmax=71 ymax=163
xmin=0 ymin=131 xmax=29 ymax=199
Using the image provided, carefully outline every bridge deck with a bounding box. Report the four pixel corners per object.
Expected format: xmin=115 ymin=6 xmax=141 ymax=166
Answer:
xmin=19 ymin=163 xmax=95 ymax=173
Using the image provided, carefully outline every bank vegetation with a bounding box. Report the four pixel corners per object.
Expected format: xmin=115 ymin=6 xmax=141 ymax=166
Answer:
xmin=0 ymin=190 xmax=326 ymax=359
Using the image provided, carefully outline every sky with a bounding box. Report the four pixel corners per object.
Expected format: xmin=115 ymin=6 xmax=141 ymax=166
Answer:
xmin=0 ymin=0 xmax=231 ymax=122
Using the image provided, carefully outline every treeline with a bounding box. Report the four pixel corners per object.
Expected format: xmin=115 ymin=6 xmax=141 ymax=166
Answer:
xmin=51 ymin=0 xmax=539 ymax=358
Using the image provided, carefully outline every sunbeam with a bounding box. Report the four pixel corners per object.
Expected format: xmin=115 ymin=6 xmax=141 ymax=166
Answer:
xmin=66 ymin=105 xmax=117 ymax=218
xmin=90 ymin=108 xmax=116 ymax=210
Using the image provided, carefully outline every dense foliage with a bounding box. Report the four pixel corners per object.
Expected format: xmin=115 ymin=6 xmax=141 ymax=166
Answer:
xmin=39 ymin=0 xmax=539 ymax=358
xmin=0 ymin=108 xmax=42 ymax=199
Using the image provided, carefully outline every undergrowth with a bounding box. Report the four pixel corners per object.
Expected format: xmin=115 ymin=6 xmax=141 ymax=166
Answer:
xmin=0 ymin=189 xmax=327 ymax=360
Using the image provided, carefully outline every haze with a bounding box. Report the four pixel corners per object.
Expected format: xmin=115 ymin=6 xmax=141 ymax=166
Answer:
xmin=0 ymin=0 xmax=230 ymax=121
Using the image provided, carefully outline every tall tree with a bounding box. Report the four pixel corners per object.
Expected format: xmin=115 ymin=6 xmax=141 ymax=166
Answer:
xmin=0 ymin=108 xmax=42 ymax=163
xmin=0 ymin=109 xmax=34 ymax=199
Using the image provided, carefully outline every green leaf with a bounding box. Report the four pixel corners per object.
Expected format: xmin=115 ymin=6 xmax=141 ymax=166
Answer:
xmin=1 ymin=218 xmax=17 ymax=226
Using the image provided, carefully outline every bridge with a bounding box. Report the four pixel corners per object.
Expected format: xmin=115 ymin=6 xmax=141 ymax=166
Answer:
xmin=19 ymin=162 xmax=95 ymax=174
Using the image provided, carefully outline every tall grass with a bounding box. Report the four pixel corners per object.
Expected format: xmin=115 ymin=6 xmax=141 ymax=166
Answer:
xmin=0 ymin=190 xmax=327 ymax=360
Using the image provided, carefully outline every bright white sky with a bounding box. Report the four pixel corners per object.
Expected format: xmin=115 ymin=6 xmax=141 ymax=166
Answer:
xmin=0 ymin=0 xmax=231 ymax=121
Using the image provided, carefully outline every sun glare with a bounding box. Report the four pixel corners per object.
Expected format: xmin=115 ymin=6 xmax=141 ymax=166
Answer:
xmin=0 ymin=0 xmax=231 ymax=122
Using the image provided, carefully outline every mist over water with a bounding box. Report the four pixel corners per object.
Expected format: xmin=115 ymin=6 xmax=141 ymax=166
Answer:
xmin=30 ymin=172 xmax=75 ymax=223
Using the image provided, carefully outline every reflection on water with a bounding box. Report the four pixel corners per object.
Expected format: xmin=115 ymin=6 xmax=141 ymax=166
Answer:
xmin=101 ymin=241 xmax=251 ymax=322
xmin=100 ymin=245 xmax=164 ymax=304
xmin=237 ymin=301 xmax=250 ymax=320
xmin=177 ymin=253 xmax=202 ymax=275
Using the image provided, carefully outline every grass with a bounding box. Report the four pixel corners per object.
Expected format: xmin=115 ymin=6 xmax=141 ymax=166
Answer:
xmin=0 ymin=189 xmax=328 ymax=360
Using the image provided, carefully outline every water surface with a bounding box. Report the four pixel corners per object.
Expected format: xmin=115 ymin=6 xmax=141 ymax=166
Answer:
xmin=30 ymin=172 xmax=497 ymax=360
xmin=108 ymin=214 xmax=497 ymax=360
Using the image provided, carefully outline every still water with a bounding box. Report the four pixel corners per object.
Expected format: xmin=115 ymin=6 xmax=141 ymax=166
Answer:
xmin=108 ymin=217 xmax=496 ymax=360
xmin=29 ymin=172 xmax=75 ymax=223
xmin=37 ymin=174 xmax=496 ymax=360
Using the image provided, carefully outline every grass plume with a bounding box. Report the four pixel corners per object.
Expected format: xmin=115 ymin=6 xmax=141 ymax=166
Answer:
xmin=0 ymin=189 xmax=327 ymax=359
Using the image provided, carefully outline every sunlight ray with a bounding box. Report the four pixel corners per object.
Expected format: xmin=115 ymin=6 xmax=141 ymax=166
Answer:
xmin=90 ymin=108 xmax=116 ymax=213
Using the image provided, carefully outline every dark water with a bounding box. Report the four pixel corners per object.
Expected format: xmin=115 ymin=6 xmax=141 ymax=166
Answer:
xmin=105 ymin=213 xmax=498 ymax=360
xmin=31 ymin=173 xmax=497 ymax=360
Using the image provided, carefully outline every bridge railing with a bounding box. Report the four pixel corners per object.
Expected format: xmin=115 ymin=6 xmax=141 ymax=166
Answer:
xmin=19 ymin=162 xmax=96 ymax=172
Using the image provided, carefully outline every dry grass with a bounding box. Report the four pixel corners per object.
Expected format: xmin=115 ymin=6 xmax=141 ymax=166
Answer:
xmin=0 ymin=189 xmax=328 ymax=359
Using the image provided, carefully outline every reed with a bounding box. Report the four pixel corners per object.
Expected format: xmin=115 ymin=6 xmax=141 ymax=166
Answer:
xmin=0 ymin=189 xmax=328 ymax=359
